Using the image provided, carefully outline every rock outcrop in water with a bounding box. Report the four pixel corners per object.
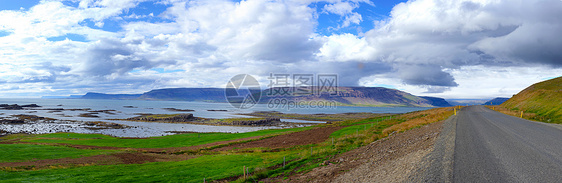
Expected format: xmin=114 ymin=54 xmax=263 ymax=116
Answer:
xmin=0 ymin=104 xmax=41 ymax=110
xmin=216 ymin=118 xmax=281 ymax=126
xmin=0 ymin=119 xmax=25 ymax=124
xmin=127 ymin=114 xmax=195 ymax=122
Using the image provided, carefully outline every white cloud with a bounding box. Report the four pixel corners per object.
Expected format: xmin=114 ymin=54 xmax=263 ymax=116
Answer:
xmin=324 ymin=2 xmax=356 ymax=16
xmin=360 ymin=65 xmax=562 ymax=99
xmin=317 ymin=33 xmax=374 ymax=62
xmin=0 ymin=0 xmax=561 ymax=99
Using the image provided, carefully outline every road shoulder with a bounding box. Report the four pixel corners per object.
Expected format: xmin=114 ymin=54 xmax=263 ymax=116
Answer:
xmin=408 ymin=114 xmax=457 ymax=182
xmin=277 ymin=116 xmax=451 ymax=182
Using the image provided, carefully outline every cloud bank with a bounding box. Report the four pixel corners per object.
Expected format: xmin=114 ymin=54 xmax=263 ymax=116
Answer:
xmin=0 ymin=0 xmax=561 ymax=98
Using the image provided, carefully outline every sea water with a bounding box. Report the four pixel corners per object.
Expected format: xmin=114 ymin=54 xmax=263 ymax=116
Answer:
xmin=0 ymin=98 xmax=430 ymax=137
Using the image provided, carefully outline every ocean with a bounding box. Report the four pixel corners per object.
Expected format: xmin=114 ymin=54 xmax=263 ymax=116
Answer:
xmin=0 ymin=98 xmax=431 ymax=137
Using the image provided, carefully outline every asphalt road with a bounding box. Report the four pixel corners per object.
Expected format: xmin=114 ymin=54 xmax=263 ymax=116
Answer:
xmin=453 ymin=105 xmax=562 ymax=182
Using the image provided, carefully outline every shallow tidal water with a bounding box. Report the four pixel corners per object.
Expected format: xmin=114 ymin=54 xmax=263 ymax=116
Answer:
xmin=0 ymin=98 xmax=430 ymax=137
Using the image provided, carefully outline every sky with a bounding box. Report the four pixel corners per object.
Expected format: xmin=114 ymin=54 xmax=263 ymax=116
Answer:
xmin=0 ymin=0 xmax=561 ymax=99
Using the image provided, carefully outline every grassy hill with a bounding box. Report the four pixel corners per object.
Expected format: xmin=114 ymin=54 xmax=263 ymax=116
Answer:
xmin=501 ymin=76 xmax=562 ymax=124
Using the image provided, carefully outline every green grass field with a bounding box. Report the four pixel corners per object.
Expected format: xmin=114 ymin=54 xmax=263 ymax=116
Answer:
xmin=0 ymin=144 xmax=114 ymax=163
xmin=18 ymin=127 xmax=312 ymax=148
xmin=0 ymin=108 xmax=454 ymax=182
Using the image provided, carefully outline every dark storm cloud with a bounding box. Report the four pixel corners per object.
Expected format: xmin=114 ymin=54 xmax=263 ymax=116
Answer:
xmin=285 ymin=61 xmax=392 ymax=87
xmin=397 ymin=64 xmax=458 ymax=87
xmin=356 ymin=0 xmax=562 ymax=90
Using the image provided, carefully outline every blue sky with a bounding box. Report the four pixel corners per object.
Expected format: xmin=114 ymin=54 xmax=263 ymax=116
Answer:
xmin=0 ymin=0 xmax=561 ymax=99
xmin=0 ymin=0 xmax=406 ymax=37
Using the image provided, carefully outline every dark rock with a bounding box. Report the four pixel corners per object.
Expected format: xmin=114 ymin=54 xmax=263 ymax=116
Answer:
xmin=0 ymin=104 xmax=23 ymax=110
xmin=0 ymin=119 xmax=25 ymax=124
xmin=128 ymin=114 xmax=195 ymax=122
xmin=12 ymin=114 xmax=50 ymax=121
xmin=163 ymin=108 xmax=195 ymax=112
xmin=78 ymin=113 xmax=99 ymax=118
xmin=21 ymin=104 xmax=41 ymax=108
xmin=217 ymin=118 xmax=281 ymax=126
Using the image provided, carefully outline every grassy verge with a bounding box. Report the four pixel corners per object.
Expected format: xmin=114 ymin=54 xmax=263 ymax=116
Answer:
xmin=485 ymin=105 xmax=552 ymax=123
xmin=243 ymin=111 xmax=389 ymax=122
xmin=240 ymin=107 xmax=455 ymax=181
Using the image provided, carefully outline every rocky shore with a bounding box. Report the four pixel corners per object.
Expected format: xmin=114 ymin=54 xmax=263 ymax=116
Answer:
xmin=0 ymin=104 xmax=41 ymax=110
xmin=127 ymin=114 xmax=196 ymax=122
xmin=216 ymin=118 xmax=281 ymax=126
xmin=0 ymin=114 xmax=127 ymax=136
xmin=124 ymin=113 xmax=285 ymax=127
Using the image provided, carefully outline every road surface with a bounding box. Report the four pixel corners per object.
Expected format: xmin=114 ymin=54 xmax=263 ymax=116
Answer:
xmin=453 ymin=105 xmax=562 ymax=182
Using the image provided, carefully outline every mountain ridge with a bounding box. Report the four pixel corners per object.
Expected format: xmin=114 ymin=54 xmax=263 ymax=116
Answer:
xmin=68 ymin=87 xmax=452 ymax=107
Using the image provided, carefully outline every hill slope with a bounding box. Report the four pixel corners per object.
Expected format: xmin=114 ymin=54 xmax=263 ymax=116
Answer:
xmin=501 ymin=76 xmax=562 ymax=124
xmin=420 ymin=96 xmax=453 ymax=107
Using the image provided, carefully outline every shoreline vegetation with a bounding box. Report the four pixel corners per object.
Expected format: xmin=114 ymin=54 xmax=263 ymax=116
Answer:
xmin=0 ymin=106 xmax=456 ymax=182
xmin=118 ymin=112 xmax=395 ymax=127
xmin=120 ymin=113 xmax=289 ymax=127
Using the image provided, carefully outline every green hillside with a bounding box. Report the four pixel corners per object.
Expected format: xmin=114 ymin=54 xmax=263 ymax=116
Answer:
xmin=501 ymin=76 xmax=562 ymax=124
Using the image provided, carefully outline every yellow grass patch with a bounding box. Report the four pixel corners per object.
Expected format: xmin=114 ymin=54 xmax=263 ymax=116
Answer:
xmin=382 ymin=107 xmax=455 ymax=136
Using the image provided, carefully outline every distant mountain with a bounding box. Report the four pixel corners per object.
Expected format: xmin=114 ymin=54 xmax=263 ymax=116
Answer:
xmin=446 ymin=99 xmax=488 ymax=106
xmin=420 ymin=96 xmax=453 ymax=107
xmin=261 ymin=87 xmax=451 ymax=107
xmin=77 ymin=87 xmax=452 ymax=107
xmin=483 ymin=97 xmax=510 ymax=105
xmin=81 ymin=92 xmax=142 ymax=100
xmin=138 ymin=88 xmax=227 ymax=102
xmin=502 ymin=76 xmax=562 ymax=124
xmin=41 ymin=95 xmax=83 ymax=99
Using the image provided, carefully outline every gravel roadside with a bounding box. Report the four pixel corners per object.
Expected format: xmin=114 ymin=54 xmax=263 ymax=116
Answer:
xmin=408 ymin=114 xmax=456 ymax=182
xmin=274 ymin=115 xmax=456 ymax=183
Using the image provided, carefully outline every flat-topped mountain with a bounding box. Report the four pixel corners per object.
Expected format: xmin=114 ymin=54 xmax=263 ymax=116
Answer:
xmin=261 ymin=87 xmax=448 ymax=107
xmin=74 ymin=87 xmax=452 ymax=107
xmin=82 ymin=92 xmax=142 ymax=100
xmin=138 ymin=88 xmax=227 ymax=102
